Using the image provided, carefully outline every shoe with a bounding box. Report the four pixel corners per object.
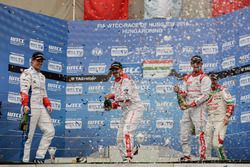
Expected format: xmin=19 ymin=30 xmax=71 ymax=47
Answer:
xmin=33 ymin=158 xmax=45 ymax=164
xmin=180 ymin=155 xmax=192 ymax=161
xmin=76 ymin=157 xmax=87 ymax=163
xmin=133 ymin=144 xmax=140 ymax=156
xmin=122 ymin=157 xmax=132 ymax=163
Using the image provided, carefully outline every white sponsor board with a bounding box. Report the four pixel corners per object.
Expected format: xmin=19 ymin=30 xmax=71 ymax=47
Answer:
xmin=9 ymin=52 xmax=24 ymax=65
xmin=111 ymin=46 xmax=128 ymax=56
xmin=156 ymin=45 xmax=174 ymax=56
xmin=88 ymin=102 xmax=104 ymax=111
xmin=156 ymin=119 xmax=174 ymax=129
xmin=67 ymin=47 xmax=84 ymax=57
xmin=241 ymin=112 xmax=250 ymax=123
xmin=240 ymin=75 xmax=250 ymax=87
xmin=10 ymin=36 xmax=24 ymax=46
xmin=29 ymin=39 xmax=44 ymax=51
xmin=8 ymin=92 xmax=21 ymax=104
xmin=239 ymin=34 xmax=250 ymax=47
xmin=66 ymin=84 xmax=83 ymax=95
xmin=48 ymin=61 xmax=63 ymax=72
xmin=202 ymin=44 xmax=218 ymax=54
xmin=65 ymin=119 xmax=82 ymax=129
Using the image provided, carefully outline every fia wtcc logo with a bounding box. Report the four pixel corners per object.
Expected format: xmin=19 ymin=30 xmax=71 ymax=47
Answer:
xmin=156 ymin=120 xmax=174 ymax=129
xmin=47 ymin=83 xmax=62 ymax=92
xmin=66 ymin=103 xmax=82 ymax=111
xmin=50 ymin=99 xmax=61 ymax=111
xmin=48 ymin=61 xmax=63 ymax=72
xmin=8 ymin=92 xmax=21 ymax=104
xmin=66 ymin=84 xmax=83 ymax=95
xmin=9 ymin=52 xmax=24 ymax=65
xmin=7 ymin=112 xmax=22 ymax=121
xmin=8 ymin=75 xmax=20 ymax=85
xmin=65 ymin=119 xmax=82 ymax=129
xmin=88 ymin=63 xmax=106 ymax=74
xmin=67 ymin=47 xmax=84 ymax=57
xmin=202 ymin=44 xmax=218 ymax=55
xmin=67 ymin=65 xmax=84 ymax=74
xmin=48 ymin=45 xmax=62 ymax=54
xmin=92 ymin=47 xmax=103 ymax=56
xmin=10 ymin=37 xmax=24 ymax=46
xmin=111 ymin=46 xmax=128 ymax=56
xmin=156 ymin=85 xmax=173 ymax=94
xmin=240 ymin=76 xmax=250 ymax=87
xmin=140 ymin=120 xmax=151 ymax=125
xmin=142 ymin=101 xmax=150 ymax=111
xmin=156 ymin=102 xmax=174 ymax=107
xmin=88 ymin=120 xmax=105 ymax=128
xmin=239 ymin=34 xmax=250 ymax=47
xmin=29 ymin=39 xmax=44 ymax=51
xmin=88 ymin=102 xmax=104 ymax=112
xmin=88 ymin=85 xmax=104 ymax=93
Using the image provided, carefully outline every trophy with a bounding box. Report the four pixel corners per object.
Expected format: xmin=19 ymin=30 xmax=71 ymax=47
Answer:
xmin=48 ymin=147 xmax=57 ymax=163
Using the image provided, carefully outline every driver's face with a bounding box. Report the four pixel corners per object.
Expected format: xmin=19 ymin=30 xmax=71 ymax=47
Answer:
xmin=191 ymin=61 xmax=202 ymax=72
xmin=111 ymin=68 xmax=122 ymax=78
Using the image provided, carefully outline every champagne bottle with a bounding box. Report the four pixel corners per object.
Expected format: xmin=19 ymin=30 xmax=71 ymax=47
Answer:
xmin=20 ymin=113 xmax=28 ymax=132
xmin=177 ymin=93 xmax=188 ymax=110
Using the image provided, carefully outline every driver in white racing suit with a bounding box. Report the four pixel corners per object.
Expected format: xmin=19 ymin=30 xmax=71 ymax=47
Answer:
xmin=105 ymin=62 xmax=144 ymax=162
xmin=205 ymin=73 xmax=234 ymax=160
xmin=174 ymin=55 xmax=211 ymax=161
xmin=20 ymin=52 xmax=55 ymax=163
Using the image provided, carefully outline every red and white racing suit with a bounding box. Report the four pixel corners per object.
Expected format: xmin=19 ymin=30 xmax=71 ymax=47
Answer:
xmin=109 ymin=73 xmax=144 ymax=160
xmin=179 ymin=71 xmax=211 ymax=159
xmin=205 ymin=84 xmax=234 ymax=160
xmin=20 ymin=66 xmax=55 ymax=162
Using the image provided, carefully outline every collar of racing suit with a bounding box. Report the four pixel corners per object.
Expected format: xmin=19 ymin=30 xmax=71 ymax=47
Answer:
xmin=211 ymin=83 xmax=221 ymax=91
xmin=114 ymin=73 xmax=129 ymax=82
xmin=191 ymin=70 xmax=204 ymax=77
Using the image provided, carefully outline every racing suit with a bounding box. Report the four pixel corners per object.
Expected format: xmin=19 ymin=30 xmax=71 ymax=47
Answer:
xmin=205 ymin=84 xmax=234 ymax=160
xmin=109 ymin=73 xmax=144 ymax=160
xmin=179 ymin=71 xmax=211 ymax=159
xmin=20 ymin=66 xmax=55 ymax=162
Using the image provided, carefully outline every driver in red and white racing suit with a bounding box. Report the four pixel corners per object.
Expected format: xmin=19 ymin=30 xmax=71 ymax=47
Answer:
xmin=205 ymin=73 xmax=234 ymax=160
xmin=105 ymin=62 xmax=144 ymax=162
xmin=174 ymin=55 xmax=211 ymax=161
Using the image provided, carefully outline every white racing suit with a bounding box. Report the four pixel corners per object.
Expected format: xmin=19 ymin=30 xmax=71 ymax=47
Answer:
xmin=205 ymin=84 xmax=234 ymax=160
xmin=179 ymin=71 xmax=211 ymax=159
xmin=20 ymin=66 xmax=55 ymax=162
xmin=109 ymin=73 xmax=144 ymax=160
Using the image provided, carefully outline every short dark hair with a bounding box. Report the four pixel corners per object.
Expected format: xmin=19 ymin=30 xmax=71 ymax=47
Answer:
xmin=191 ymin=55 xmax=202 ymax=64
xmin=109 ymin=62 xmax=123 ymax=70
xmin=32 ymin=52 xmax=45 ymax=60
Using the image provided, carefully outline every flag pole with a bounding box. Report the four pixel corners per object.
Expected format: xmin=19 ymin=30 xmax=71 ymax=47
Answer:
xmin=72 ymin=0 xmax=76 ymax=21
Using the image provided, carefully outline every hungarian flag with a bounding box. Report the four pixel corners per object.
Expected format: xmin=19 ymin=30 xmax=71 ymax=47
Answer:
xmin=143 ymin=60 xmax=173 ymax=79
xmin=212 ymin=0 xmax=250 ymax=17
xmin=84 ymin=0 xmax=128 ymax=20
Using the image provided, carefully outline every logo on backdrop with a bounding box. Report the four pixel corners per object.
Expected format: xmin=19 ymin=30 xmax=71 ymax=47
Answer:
xmin=66 ymin=103 xmax=82 ymax=111
xmin=240 ymin=112 xmax=250 ymax=123
xmin=65 ymin=119 xmax=82 ymax=129
xmin=29 ymin=39 xmax=44 ymax=51
xmin=88 ymin=85 xmax=104 ymax=94
xmin=8 ymin=92 xmax=21 ymax=104
xmin=9 ymin=52 xmax=24 ymax=65
xmin=66 ymin=84 xmax=83 ymax=95
xmin=156 ymin=119 xmax=174 ymax=129
xmin=156 ymin=45 xmax=174 ymax=56
xmin=50 ymin=99 xmax=61 ymax=111
xmin=221 ymin=56 xmax=235 ymax=69
xmin=88 ymin=102 xmax=104 ymax=112
xmin=179 ymin=63 xmax=192 ymax=73
xmin=67 ymin=47 xmax=84 ymax=57
xmin=48 ymin=45 xmax=63 ymax=54
xmin=239 ymin=53 xmax=250 ymax=64
xmin=123 ymin=63 xmax=142 ymax=75
xmin=222 ymin=79 xmax=236 ymax=88
xmin=67 ymin=65 xmax=84 ymax=74
xmin=222 ymin=40 xmax=235 ymax=51
xmin=240 ymin=94 xmax=250 ymax=103
xmin=88 ymin=63 xmax=106 ymax=74
xmin=47 ymin=82 xmax=63 ymax=92
xmin=202 ymin=44 xmax=218 ymax=55
xmin=110 ymin=119 xmax=120 ymax=129
xmin=52 ymin=118 xmax=62 ymax=127
xmin=111 ymin=46 xmax=128 ymax=56
xmin=48 ymin=60 xmax=63 ymax=72
xmin=88 ymin=120 xmax=105 ymax=128
xmin=92 ymin=47 xmax=103 ymax=56
xmin=155 ymin=84 xmax=173 ymax=94
xmin=239 ymin=34 xmax=250 ymax=47
xmin=10 ymin=36 xmax=24 ymax=46
xmin=182 ymin=46 xmax=194 ymax=54
xmin=7 ymin=112 xmax=22 ymax=121
xmin=8 ymin=75 xmax=20 ymax=85
xmin=240 ymin=75 xmax=250 ymax=87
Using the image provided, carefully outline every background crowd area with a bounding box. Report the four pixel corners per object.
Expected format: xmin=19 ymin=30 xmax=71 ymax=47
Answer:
xmin=0 ymin=0 xmax=249 ymax=20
